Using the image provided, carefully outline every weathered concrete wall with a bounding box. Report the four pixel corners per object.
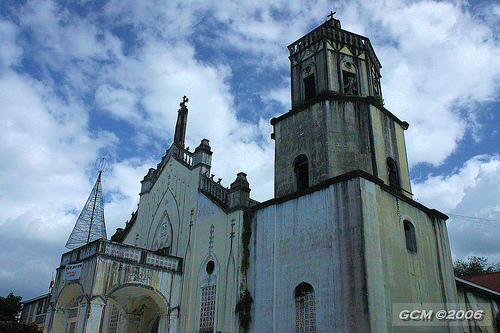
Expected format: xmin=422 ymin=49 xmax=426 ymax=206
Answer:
xmin=250 ymin=178 xmax=370 ymax=332
xmin=179 ymin=193 xmax=243 ymax=333
xmin=274 ymin=100 xmax=374 ymax=198
xmin=455 ymin=287 xmax=499 ymax=332
xmin=274 ymin=101 xmax=329 ymax=197
xmin=369 ymin=104 xmax=412 ymax=195
xmin=274 ymin=99 xmax=412 ymax=199
xmin=251 ymin=177 xmax=459 ymax=333
xmin=325 ymin=100 xmax=374 ymax=177
xmin=361 ymin=178 xmax=458 ymax=332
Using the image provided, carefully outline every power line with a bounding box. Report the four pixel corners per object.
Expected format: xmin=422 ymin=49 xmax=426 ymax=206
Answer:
xmin=448 ymin=214 xmax=500 ymax=229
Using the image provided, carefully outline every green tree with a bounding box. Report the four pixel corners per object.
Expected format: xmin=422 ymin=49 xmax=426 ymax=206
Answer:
xmin=0 ymin=322 xmax=42 ymax=333
xmin=0 ymin=293 xmax=22 ymax=322
xmin=453 ymin=256 xmax=500 ymax=278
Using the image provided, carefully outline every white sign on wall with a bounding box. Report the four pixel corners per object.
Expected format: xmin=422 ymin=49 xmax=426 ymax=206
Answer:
xmin=64 ymin=263 xmax=83 ymax=280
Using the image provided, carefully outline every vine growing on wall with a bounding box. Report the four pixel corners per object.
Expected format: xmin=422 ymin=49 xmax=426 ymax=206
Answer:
xmin=236 ymin=208 xmax=254 ymax=332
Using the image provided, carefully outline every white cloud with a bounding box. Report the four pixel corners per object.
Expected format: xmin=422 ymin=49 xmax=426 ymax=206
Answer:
xmin=0 ymin=20 xmax=22 ymax=68
xmin=412 ymin=155 xmax=500 ymax=262
xmin=367 ymin=0 xmax=500 ymax=166
xmin=1 ymin=0 xmax=500 ymax=299
xmin=412 ymin=155 xmax=500 ymax=212
xmin=0 ymin=28 xmax=118 ymax=297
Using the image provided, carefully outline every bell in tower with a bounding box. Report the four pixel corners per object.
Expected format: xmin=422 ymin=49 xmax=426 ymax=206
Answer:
xmin=271 ymin=13 xmax=411 ymax=198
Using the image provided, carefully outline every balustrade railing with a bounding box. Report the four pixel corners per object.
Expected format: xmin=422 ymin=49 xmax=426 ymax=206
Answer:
xmin=146 ymin=252 xmax=180 ymax=271
xmin=60 ymin=239 xmax=182 ymax=272
xmin=199 ymin=173 xmax=229 ymax=206
xmin=169 ymin=145 xmax=193 ymax=166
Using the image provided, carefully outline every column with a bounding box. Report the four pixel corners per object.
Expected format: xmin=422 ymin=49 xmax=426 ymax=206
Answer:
xmin=168 ymin=308 xmax=179 ymax=333
xmin=84 ymin=297 xmax=107 ymax=333
xmin=156 ymin=313 xmax=170 ymax=333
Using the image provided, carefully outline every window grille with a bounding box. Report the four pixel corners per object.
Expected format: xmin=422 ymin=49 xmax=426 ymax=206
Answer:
xmin=199 ymin=285 xmax=217 ymax=332
xmin=295 ymin=282 xmax=317 ymax=333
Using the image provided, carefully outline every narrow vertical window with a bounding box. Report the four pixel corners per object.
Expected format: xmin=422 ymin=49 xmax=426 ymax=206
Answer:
xmin=387 ymin=157 xmax=401 ymax=189
xmin=371 ymin=67 xmax=381 ymax=96
xmin=199 ymin=259 xmax=218 ymax=333
xmin=341 ymin=61 xmax=358 ymax=95
xmin=107 ymin=304 xmax=119 ymax=333
xmin=294 ymin=282 xmax=316 ymax=333
xmin=294 ymin=155 xmax=309 ymax=191
xmin=66 ymin=302 xmax=78 ymax=333
xmin=404 ymin=220 xmax=417 ymax=253
xmin=304 ymin=74 xmax=316 ymax=100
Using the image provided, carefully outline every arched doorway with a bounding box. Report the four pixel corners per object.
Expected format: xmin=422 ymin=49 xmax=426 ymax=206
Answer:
xmin=104 ymin=284 xmax=170 ymax=333
xmin=51 ymin=283 xmax=84 ymax=333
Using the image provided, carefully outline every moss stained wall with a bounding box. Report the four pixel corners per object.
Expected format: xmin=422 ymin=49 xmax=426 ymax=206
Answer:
xmin=360 ymin=178 xmax=458 ymax=332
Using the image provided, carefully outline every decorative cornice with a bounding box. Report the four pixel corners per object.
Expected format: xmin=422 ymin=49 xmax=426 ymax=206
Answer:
xmin=270 ymin=94 xmax=409 ymax=129
xmin=253 ymin=169 xmax=448 ymax=221
xmin=288 ymin=20 xmax=381 ymax=70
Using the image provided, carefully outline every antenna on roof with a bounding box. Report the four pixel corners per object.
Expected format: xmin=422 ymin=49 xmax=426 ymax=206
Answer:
xmin=65 ymin=158 xmax=109 ymax=249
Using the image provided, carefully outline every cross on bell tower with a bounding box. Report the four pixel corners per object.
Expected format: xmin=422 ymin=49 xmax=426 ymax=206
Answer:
xmin=271 ymin=14 xmax=411 ymax=198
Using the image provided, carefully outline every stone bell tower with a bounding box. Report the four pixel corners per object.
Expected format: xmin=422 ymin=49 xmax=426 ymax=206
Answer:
xmin=272 ymin=14 xmax=411 ymax=198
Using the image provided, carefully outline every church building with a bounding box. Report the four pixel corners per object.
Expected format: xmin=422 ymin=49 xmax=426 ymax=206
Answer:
xmin=44 ymin=15 xmax=465 ymax=333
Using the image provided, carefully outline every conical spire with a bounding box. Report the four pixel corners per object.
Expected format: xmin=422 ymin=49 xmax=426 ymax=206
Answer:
xmin=65 ymin=170 xmax=107 ymax=249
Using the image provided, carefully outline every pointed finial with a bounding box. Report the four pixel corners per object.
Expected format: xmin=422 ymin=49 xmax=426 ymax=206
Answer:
xmin=95 ymin=158 xmax=109 ymax=174
xmin=180 ymin=95 xmax=189 ymax=109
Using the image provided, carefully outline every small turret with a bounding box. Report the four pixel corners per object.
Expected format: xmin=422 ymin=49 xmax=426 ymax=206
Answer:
xmin=228 ymin=172 xmax=251 ymax=208
xmin=140 ymin=168 xmax=156 ymax=195
xmin=193 ymin=139 xmax=212 ymax=175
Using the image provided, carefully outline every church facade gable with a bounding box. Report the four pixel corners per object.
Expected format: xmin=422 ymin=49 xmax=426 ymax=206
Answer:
xmin=124 ymin=152 xmax=199 ymax=256
xmin=180 ymin=192 xmax=244 ymax=333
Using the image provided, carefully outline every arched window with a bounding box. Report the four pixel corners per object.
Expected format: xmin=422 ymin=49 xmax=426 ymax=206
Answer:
xmin=106 ymin=304 xmax=120 ymax=333
xmin=387 ymin=157 xmax=401 ymax=189
xmin=199 ymin=257 xmax=219 ymax=333
xmin=302 ymin=64 xmax=316 ymax=101
xmin=294 ymin=282 xmax=316 ymax=333
xmin=294 ymin=155 xmax=309 ymax=191
xmin=341 ymin=61 xmax=358 ymax=95
xmin=403 ymin=220 xmax=417 ymax=253
xmin=304 ymin=74 xmax=316 ymax=100
xmin=65 ymin=301 xmax=79 ymax=333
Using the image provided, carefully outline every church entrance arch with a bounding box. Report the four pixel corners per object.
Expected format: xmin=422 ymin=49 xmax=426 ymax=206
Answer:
xmin=105 ymin=283 xmax=170 ymax=333
xmin=51 ymin=282 xmax=84 ymax=333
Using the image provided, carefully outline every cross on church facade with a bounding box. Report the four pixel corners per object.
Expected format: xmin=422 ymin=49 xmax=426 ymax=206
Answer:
xmin=230 ymin=219 xmax=236 ymax=239
xmin=180 ymin=95 xmax=189 ymax=108
xmin=209 ymin=224 xmax=215 ymax=250
xmin=327 ymin=11 xmax=336 ymax=20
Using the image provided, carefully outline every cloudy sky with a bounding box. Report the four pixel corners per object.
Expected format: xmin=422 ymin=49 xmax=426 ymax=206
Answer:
xmin=1 ymin=0 xmax=499 ymax=300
